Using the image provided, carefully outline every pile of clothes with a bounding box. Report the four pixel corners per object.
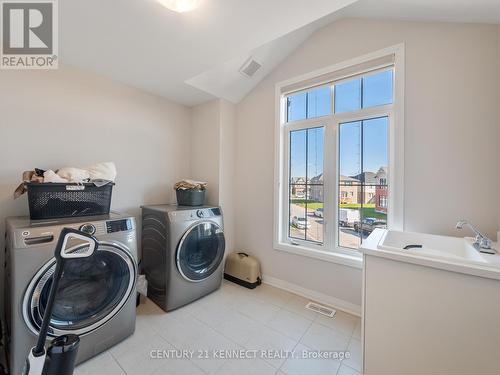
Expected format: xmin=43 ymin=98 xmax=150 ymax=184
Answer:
xmin=174 ymin=179 xmax=207 ymax=191
xmin=14 ymin=162 xmax=117 ymax=198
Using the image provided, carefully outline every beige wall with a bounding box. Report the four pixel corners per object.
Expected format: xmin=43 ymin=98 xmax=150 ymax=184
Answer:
xmin=219 ymin=99 xmax=237 ymax=253
xmin=234 ymin=18 xmax=500 ymax=307
xmin=191 ymin=99 xmax=237 ymax=253
xmin=191 ymin=100 xmax=221 ymax=206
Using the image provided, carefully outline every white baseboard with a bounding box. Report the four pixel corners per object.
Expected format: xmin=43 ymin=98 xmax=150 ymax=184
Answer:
xmin=262 ymin=274 xmax=362 ymax=317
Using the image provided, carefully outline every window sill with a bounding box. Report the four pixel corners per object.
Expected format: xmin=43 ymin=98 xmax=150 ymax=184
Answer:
xmin=274 ymin=242 xmax=363 ymax=269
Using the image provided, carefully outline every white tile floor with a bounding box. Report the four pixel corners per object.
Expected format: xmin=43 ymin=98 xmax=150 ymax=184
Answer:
xmin=75 ymin=281 xmax=362 ymax=375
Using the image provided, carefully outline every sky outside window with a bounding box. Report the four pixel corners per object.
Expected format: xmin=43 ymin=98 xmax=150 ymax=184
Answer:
xmin=287 ymin=86 xmax=331 ymax=122
xmin=289 ymin=69 xmax=393 ymax=179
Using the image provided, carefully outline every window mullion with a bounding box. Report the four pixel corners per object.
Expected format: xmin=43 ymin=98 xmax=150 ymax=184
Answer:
xmin=287 ymin=128 xmax=292 ymax=241
xmin=360 ymin=119 xmax=364 ymax=244
xmin=305 ymin=129 xmax=309 ymax=241
xmin=331 ymin=85 xmax=335 ymax=116
xmin=323 ymin=119 xmax=336 ymax=251
xmin=332 ymin=105 xmax=393 ymax=124
xmin=286 ymin=116 xmax=333 ymax=131
xmin=284 ymin=128 xmax=290 ymax=243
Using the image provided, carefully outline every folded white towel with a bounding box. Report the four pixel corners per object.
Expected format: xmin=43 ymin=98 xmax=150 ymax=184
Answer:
xmin=86 ymin=162 xmax=117 ymax=181
xmin=53 ymin=162 xmax=117 ymax=183
xmin=57 ymin=167 xmax=90 ymax=182
xmin=43 ymin=170 xmax=69 ymax=183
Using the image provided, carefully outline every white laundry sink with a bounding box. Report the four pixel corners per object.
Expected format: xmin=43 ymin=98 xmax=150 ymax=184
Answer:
xmin=378 ymin=230 xmax=493 ymax=263
xmin=361 ymin=229 xmax=500 ymax=280
xmin=360 ymin=229 xmax=500 ymax=375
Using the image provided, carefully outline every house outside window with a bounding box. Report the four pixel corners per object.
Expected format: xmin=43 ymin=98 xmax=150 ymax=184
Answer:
xmin=275 ymin=45 xmax=404 ymax=266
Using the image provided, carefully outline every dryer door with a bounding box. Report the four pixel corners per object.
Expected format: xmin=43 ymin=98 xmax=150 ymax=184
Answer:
xmin=23 ymin=241 xmax=137 ymax=337
xmin=176 ymin=222 xmax=225 ymax=282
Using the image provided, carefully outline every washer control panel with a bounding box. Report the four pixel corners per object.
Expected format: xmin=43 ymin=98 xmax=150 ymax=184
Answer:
xmin=11 ymin=215 xmax=136 ymax=249
xmin=106 ymin=219 xmax=134 ymax=233
xmin=79 ymin=223 xmax=96 ymax=235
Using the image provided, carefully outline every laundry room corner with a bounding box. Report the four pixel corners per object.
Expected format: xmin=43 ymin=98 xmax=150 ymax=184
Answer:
xmin=0 ymin=66 xmax=193 ymax=316
xmin=190 ymin=98 xmax=238 ymax=255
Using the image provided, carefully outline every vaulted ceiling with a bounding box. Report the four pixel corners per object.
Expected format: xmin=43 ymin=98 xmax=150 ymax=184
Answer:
xmin=59 ymin=0 xmax=357 ymax=105
xmin=59 ymin=0 xmax=500 ymax=106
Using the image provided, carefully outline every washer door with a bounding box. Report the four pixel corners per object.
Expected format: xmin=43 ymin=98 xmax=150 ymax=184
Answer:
xmin=23 ymin=241 xmax=137 ymax=337
xmin=176 ymin=222 xmax=225 ymax=282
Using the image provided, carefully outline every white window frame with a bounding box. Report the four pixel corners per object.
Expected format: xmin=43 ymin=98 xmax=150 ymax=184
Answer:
xmin=274 ymin=44 xmax=405 ymax=269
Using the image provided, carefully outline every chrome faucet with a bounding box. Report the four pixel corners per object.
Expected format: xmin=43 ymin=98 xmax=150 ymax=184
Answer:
xmin=455 ymin=220 xmax=496 ymax=254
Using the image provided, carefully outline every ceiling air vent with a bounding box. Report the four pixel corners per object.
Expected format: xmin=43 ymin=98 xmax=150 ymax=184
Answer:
xmin=239 ymin=57 xmax=262 ymax=78
xmin=306 ymin=302 xmax=336 ymax=318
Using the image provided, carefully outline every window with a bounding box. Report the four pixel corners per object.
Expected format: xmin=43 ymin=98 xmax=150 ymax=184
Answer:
xmin=338 ymin=117 xmax=388 ymax=249
xmin=287 ymin=86 xmax=331 ymax=122
xmin=379 ymin=196 xmax=388 ymax=208
xmin=334 ymin=70 xmax=393 ymax=114
xmin=275 ymin=46 xmax=404 ymax=264
xmin=289 ymin=127 xmax=324 ymax=244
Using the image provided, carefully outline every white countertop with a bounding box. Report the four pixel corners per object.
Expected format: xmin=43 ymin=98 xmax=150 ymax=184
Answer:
xmin=360 ymin=229 xmax=500 ymax=281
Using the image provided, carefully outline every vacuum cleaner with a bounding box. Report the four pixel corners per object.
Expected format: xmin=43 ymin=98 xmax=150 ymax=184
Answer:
xmin=23 ymin=227 xmax=99 ymax=375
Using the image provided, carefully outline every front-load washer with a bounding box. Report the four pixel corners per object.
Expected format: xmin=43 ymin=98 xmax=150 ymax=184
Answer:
xmin=4 ymin=212 xmax=138 ymax=375
xmin=141 ymin=205 xmax=225 ymax=311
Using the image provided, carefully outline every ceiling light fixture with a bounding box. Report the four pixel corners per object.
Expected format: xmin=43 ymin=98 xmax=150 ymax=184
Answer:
xmin=157 ymin=0 xmax=201 ymax=13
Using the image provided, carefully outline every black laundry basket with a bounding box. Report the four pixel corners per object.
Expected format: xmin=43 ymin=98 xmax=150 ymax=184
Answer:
xmin=176 ymin=189 xmax=205 ymax=206
xmin=26 ymin=182 xmax=114 ymax=220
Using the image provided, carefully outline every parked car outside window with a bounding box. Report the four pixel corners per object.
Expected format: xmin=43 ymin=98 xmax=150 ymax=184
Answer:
xmin=292 ymin=216 xmax=311 ymax=229
xmin=353 ymin=218 xmax=387 ymax=234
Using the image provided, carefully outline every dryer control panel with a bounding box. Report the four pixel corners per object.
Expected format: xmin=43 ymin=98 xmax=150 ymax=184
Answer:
xmin=168 ymin=207 xmax=222 ymax=222
xmin=196 ymin=208 xmax=221 ymax=218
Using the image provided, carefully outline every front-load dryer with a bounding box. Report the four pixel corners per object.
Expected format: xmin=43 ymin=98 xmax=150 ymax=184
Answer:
xmin=141 ymin=205 xmax=225 ymax=311
xmin=4 ymin=212 xmax=138 ymax=375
